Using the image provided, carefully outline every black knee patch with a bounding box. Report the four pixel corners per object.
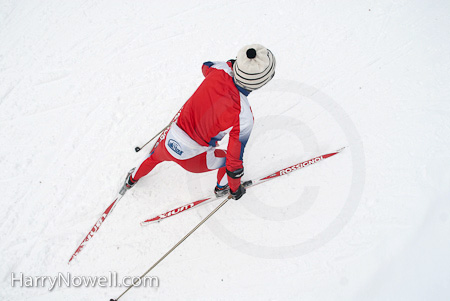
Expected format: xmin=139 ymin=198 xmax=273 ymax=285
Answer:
xmin=226 ymin=168 xmax=244 ymax=179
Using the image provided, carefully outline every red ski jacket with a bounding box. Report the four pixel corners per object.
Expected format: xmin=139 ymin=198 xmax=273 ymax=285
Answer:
xmin=176 ymin=61 xmax=254 ymax=190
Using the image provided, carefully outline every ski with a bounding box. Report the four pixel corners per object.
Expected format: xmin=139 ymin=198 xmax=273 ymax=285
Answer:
xmin=141 ymin=147 xmax=346 ymax=226
xmin=68 ymin=169 xmax=134 ymax=264
xmin=68 ymin=194 xmax=123 ymax=264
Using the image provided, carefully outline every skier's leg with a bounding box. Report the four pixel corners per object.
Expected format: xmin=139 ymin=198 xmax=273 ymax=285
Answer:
xmin=131 ymin=142 xmax=171 ymax=182
xmin=121 ymin=147 xmax=165 ymax=193
xmin=216 ymin=167 xmax=227 ymax=186
xmin=130 ymin=155 xmax=161 ymax=182
xmin=208 ymin=149 xmax=228 ymax=187
xmin=205 ymin=148 xmax=230 ymax=196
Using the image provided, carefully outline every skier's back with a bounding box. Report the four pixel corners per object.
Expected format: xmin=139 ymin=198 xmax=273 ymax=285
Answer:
xmin=125 ymin=44 xmax=276 ymax=200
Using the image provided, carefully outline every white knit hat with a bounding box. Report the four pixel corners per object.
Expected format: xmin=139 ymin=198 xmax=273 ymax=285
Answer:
xmin=233 ymin=44 xmax=276 ymax=91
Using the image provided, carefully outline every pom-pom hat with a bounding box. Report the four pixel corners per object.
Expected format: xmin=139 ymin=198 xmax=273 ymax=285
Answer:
xmin=233 ymin=44 xmax=276 ymax=91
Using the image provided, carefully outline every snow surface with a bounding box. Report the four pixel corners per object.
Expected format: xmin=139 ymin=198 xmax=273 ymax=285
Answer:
xmin=1 ymin=0 xmax=450 ymax=300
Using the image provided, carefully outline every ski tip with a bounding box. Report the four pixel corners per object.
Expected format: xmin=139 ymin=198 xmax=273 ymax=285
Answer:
xmin=140 ymin=220 xmax=158 ymax=226
xmin=336 ymin=146 xmax=348 ymax=153
xmin=141 ymin=219 xmax=161 ymax=226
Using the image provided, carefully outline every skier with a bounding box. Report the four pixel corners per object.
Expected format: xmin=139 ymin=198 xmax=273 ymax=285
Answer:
xmin=123 ymin=44 xmax=276 ymax=200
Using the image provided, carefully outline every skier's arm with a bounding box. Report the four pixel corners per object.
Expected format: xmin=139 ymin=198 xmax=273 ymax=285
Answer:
xmin=226 ymin=115 xmax=253 ymax=193
xmin=226 ymin=125 xmax=244 ymax=192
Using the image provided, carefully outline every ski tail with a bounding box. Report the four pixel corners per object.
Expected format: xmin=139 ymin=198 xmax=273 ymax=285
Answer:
xmin=68 ymin=195 xmax=123 ymax=264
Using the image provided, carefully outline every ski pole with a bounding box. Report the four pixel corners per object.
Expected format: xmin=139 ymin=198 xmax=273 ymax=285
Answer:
xmin=134 ymin=124 xmax=170 ymax=153
xmin=110 ymin=195 xmax=233 ymax=301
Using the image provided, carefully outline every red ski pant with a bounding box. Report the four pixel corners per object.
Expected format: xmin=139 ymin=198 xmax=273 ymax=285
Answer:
xmin=132 ymin=139 xmax=228 ymax=187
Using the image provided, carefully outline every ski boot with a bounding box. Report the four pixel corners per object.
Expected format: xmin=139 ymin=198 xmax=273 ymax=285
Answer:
xmin=214 ymin=180 xmax=253 ymax=198
xmin=119 ymin=168 xmax=138 ymax=196
xmin=214 ymin=184 xmax=230 ymax=197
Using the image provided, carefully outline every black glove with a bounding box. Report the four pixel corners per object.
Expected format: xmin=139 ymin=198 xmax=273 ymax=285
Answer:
xmin=230 ymin=184 xmax=246 ymax=200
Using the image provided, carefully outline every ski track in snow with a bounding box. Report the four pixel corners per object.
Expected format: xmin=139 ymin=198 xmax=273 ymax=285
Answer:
xmin=1 ymin=0 xmax=450 ymax=300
